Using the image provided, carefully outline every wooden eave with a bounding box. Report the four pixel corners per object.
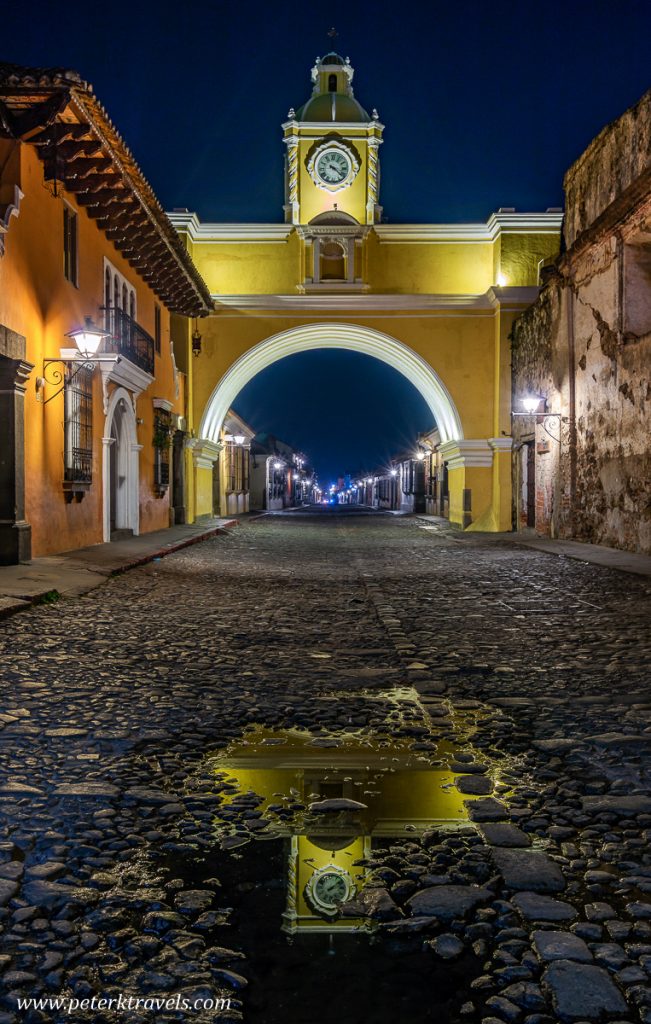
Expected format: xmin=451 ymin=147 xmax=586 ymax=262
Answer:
xmin=0 ymin=67 xmax=213 ymax=317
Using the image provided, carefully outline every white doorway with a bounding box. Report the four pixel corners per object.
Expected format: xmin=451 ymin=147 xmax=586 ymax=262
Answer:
xmin=103 ymin=388 xmax=141 ymax=542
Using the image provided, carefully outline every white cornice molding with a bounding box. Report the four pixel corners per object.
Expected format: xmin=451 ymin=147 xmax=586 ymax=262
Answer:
xmin=281 ymin=120 xmax=385 ymax=131
xmin=211 ymin=293 xmax=497 ymax=312
xmin=438 ymin=439 xmax=494 ymax=469
xmin=488 ymin=437 xmax=514 ymax=452
xmin=59 ymin=349 xmax=154 ymax=414
xmin=487 ymin=286 xmax=542 ymax=309
xmin=166 ymin=213 xmax=292 ymax=244
xmin=374 ymin=212 xmax=563 ymax=243
xmin=187 ymin=437 xmax=223 ymax=468
xmin=168 ymin=211 xmax=563 ymax=246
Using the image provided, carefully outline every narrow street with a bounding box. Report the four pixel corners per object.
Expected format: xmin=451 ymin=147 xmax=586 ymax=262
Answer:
xmin=2 ymin=512 xmax=651 ymax=1024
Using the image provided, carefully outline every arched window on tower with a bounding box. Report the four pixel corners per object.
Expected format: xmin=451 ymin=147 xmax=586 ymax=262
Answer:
xmin=328 ymin=73 xmax=337 ymax=92
xmin=321 ymin=240 xmax=346 ymax=281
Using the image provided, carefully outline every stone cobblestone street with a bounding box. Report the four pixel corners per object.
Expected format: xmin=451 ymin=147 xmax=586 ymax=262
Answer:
xmin=2 ymin=511 xmax=651 ymax=1024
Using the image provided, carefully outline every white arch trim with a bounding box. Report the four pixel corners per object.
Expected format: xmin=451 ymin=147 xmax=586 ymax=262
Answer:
xmin=199 ymin=323 xmax=464 ymax=444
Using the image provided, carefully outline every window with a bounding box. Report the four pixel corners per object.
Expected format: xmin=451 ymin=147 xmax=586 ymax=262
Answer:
xmin=63 ymin=203 xmax=78 ymax=285
xmin=153 ymin=406 xmax=171 ymax=494
xmin=154 ymin=304 xmax=161 ymax=354
xmin=321 ymin=240 xmax=346 ymax=281
xmin=64 ymin=364 xmax=93 ymax=483
xmin=622 ymin=240 xmax=651 ymax=339
xmin=328 ymin=73 xmax=337 ymax=92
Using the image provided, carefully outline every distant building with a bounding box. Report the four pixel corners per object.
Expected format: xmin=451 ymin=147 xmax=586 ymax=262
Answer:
xmin=0 ymin=63 xmax=212 ymax=562
xmin=250 ymin=434 xmax=314 ymax=511
xmin=512 ymin=87 xmax=651 ymax=553
xmin=215 ymin=411 xmax=256 ymax=517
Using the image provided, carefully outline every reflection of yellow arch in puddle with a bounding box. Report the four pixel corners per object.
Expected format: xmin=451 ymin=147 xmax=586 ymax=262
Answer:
xmin=212 ymin=727 xmax=479 ymax=933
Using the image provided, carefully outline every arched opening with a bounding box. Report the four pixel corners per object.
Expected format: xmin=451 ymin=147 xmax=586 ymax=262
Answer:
xmin=199 ymin=323 xmax=463 ymax=447
xmin=103 ymin=388 xmax=140 ymax=542
xmin=328 ymin=73 xmax=337 ymax=92
xmin=321 ymin=240 xmax=346 ymax=281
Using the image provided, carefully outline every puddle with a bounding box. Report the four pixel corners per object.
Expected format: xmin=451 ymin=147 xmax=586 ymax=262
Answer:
xmin=151 ymin=714 xmax=495 ymax=1023
xmin=208 ymin=724 xmax=487 ymax=935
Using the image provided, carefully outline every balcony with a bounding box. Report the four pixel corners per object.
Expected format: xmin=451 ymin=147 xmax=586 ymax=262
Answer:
xmin=102 ymin=307 xmax=155 ymax=376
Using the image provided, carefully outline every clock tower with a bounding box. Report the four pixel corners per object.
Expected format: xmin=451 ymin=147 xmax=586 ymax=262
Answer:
xmin=282 ymin=52 xmax=384 ymax=227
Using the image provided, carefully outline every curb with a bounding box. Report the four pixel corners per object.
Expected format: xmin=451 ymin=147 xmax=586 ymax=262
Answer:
xmin=107 ymin=519 xmax=239 ymax=576
xmin=0 ymin=520 xmax=239 ymax=621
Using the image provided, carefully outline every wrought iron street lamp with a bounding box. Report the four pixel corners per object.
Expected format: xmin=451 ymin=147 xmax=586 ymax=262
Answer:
xmin=37 ymin=316 xmax=113 ymax=405
xmin=512 ymin=393 xmax=562 ymax=443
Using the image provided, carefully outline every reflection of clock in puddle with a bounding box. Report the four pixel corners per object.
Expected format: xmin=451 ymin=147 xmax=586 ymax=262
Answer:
xmin=209 ymin=717 xmax=491 ymax=934
xmin=305 ymin=863 xmax=356 ymax=917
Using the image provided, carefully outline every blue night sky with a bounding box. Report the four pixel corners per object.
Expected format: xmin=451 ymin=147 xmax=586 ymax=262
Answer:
xmin=6 ymin=0 xmax=649 ymax=481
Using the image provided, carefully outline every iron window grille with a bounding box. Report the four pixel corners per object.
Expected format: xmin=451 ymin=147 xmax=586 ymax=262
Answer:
xmin=153 ymin=407 xmax=171 ymax=494
xmin=64 ymin=363 xmax=93 ymax=484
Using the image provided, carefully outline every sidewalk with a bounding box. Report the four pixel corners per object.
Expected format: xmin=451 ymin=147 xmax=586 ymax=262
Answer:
xmin=0 ymin=517 xmax=238 ymax=619
xmin=414 ymin=514 xmax=651 ymax=578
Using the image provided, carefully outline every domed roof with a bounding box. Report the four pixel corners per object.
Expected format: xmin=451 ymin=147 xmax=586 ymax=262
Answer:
xmin=295 ymin=92 xmax=370 ymax=123
xmin=320 ymin=51 xmax=345 ymax=66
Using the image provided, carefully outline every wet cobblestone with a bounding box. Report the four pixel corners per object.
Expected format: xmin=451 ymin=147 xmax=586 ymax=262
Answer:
xmin=1 ymin=513 xmax=650 ymax=1023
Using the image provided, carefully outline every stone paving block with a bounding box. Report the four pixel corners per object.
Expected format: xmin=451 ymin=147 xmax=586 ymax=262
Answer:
xmin=467 ymin=797 xmax=509 ymax=822
xmin=479 ymin=823 xmax=531 ymax=847
xmin=533 ymin=929 xmax=594 ymax=963
xmin=512 ymin=892 xmax=578 ymax=921
xmin=541 ymin=960 xmax=628 ymax=1020
xmin=492 ymin=848 xmax=566 ymax=892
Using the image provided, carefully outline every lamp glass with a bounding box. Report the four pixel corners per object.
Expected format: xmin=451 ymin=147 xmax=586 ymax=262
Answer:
xmin=67 ymin=317 xmax=109 ymax=357
xmin=522 ymin=395 xmax=542 ymax=414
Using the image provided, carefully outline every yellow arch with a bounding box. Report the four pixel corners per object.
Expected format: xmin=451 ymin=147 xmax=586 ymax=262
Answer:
xmin=199 ymin=322 xmax=464 ymax=444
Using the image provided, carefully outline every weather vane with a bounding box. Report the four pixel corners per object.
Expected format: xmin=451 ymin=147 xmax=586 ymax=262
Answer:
xmin=327 ymin=27 xmax=338 ymax=41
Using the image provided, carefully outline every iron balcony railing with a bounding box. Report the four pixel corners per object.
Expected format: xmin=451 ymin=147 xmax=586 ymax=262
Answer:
xmin=102 ymin=307 xmax=155 ymax=376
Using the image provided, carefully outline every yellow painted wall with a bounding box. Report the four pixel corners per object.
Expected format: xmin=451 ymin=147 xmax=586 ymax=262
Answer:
xmin=366 ymin=235 xmax=495 ymax=294
xmin=0 ymin=142 xmax=181 ymax=556
xmin=192 ymin=234 xmax=301 ymax=295
xmin=188 ymin=229 xmax=556 ymax=298
xmin=500 ymin=232 xmax=560 ymax=286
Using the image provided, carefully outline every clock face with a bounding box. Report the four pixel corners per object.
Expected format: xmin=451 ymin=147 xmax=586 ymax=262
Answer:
xmin=314 ymin=871 xmax=348 ymax=907
xmin=305 ymin=865 xmax=355 ymax=916
xmin=316 ymin=149 xmax=351 ymax=185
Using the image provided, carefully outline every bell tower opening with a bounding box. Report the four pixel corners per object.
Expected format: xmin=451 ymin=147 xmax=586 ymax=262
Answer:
xmin=328 ymin=74 xmax=337 ymax=92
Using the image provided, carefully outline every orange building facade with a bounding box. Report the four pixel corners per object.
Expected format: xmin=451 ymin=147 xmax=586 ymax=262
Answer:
xmin=0 ymin=64 xmax=212 ymax=561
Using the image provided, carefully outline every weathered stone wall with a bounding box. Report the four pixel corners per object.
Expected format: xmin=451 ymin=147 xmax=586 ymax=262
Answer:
xmin=511 ymin=281 xmax=566 ymax=536
xmin=512 ymin=84 xmax=651 ymax=554
xmin=569 ymin=216 xmax=651 ymax=552
xmin=564 ymin=88 xmax=651 ymax=248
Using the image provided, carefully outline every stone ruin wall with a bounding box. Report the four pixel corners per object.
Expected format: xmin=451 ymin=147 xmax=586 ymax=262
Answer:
xmin=564 ymin=88 xmax=651 ymax=247
xmin=568 ymin=206 xmax=651 ymax=554
xmin=512 ymin=84 xmax=651 ymax=553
